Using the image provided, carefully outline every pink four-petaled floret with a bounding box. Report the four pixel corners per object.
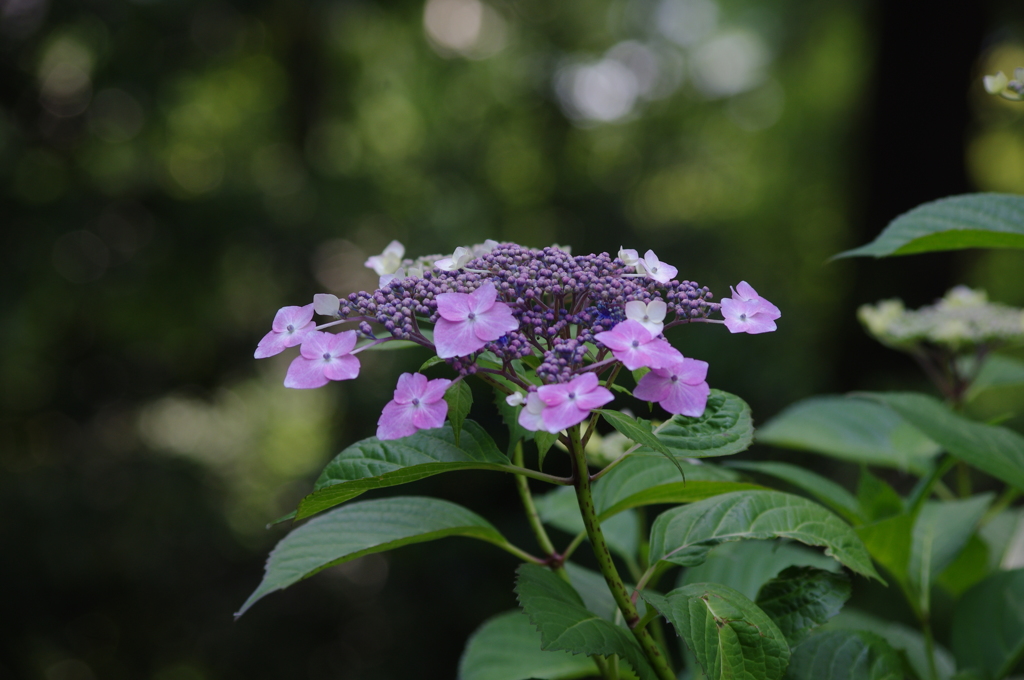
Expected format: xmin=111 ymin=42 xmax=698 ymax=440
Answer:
xmin=633 ymin=356 xmax=710 ymax=417
xmin=594 ymin=319 xmax=682 ymax=371
xmin=720 ymin=281 xmax=781 ymax=334
xmin=376 ymin=373 xmax=453 ymax=440
xmin=284 ymin=330 xmax=361 ymax=389
xmin=434 ymin=282 xmax=519 ymax=358
xmin=254 ymin=303 xmax=317 ymax=359
xmin=519 ymin=372 xmax=614 ymax=434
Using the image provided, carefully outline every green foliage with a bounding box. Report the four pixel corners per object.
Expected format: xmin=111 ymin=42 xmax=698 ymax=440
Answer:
xmin=642 ymin=583 xmax=790 ymax=680
xmin=755 ymin=566 xmax=852 ymax=645
xmin=595 ymin=454 xmax=744 ymax=514
xmin=680 ymin=541 xmax=841 ymax=601
xmin=445 ymin=380 xmax=474 ymax=445
xmin=645 ymin=390 xmax=754 ymax=459
xmin=826 ymin=609 xmax=957 ymax=680
xmin=515 ymin=564 xmax=656 ymax=680
xmin=238 ymin=496 xmax=508 ymax=616
xmin=296 ymin=421 xmax=510 ymax=519
xmin=855 ymin=469 xmax=904 ymax=523
xmin=534 ymin=487 xmax=640 ymax=561
xmin=967 ymin=354 xmax=1024 ymax=400
xmin=835 ymin=193 xmax=1024 ymax=258
xmin=458 ymin=610 xmax=599 ymax=680
xmin=648 ymin=490 xmax=881 ymax=581
xmin=597 ymin=409 xmax=684 ymax=478
xmin=756 ymin=396 xmax=939 ymax=473
xmin=862 ymin=392 xmax=1024 ymax=491
xmin=784 ymin=630 xmax=902 ymax=680
xmin=729 ymin=461 xmax=863 ymax=524
xmin=951 ymin=569 xmax=1024 ymax=680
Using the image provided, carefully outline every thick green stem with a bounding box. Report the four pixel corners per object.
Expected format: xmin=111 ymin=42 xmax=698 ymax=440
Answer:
xmin=567 ymin=426 xmax=676 ymax=680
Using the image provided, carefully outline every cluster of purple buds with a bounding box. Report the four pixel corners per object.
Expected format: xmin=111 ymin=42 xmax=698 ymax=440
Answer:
xmin=253 ymin=241 xmax=780 ymax=441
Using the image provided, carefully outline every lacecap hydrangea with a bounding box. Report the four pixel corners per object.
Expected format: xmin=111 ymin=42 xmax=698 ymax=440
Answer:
xmin=254 ymin=241 xmax=780 ymax=439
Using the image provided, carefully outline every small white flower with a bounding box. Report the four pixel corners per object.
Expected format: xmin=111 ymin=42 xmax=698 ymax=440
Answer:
xmin=313 ymin=293 xmax=340 ymax=316
xmin=984 ymin=71 xmax=1009 ymax=95
xmin=618 ymin=246 xmax=640 ymax=267
xmin=365 ymin=240 xmax=405 ymax=276
xmin=505 ymin=392 xmax=526 ymax=407
xmin=625 ymin=299 xmax=668 ymax=336
xmin=435 ymin=246 xmax=472 ymax=271
xmin=636 ymin=250 xmax=677 ymax=284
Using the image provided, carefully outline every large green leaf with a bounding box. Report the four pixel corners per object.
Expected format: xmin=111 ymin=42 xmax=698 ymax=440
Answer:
xmin=598 ymin=410 xmax=673 ymax=457
xmin=951 ymin=569 xmax=1024 ymax=680
xmin=458 ymin=610 xmax=599 ymax=680
xmin=834 ymin=193 xmax=1024 ymax=258
xmin=864 ymin=392 xmax=1024 ymax=491
xmin=907 ymin=495 xmax=993 ymax=615
xmin=826 ymin=609 xmax=957 ymax=680
xmin=640 ymin=390 xmax=754 ymax=459
xmin=979 ymin=507 xmax=1024 ymax=570
xmin=967 ymin=353 xmax=1024 ymax=400
xmin=680 ymin=541 xmax=841 ymax=601
xmin=445 ymin=380 xmax=474 ymax=445
xmin=238 ymin=496 xmax=507 ymax=616
xmin=756 ymin=566 xmax=851 ymax=645
xmin=728 ymin=461 xmax=863 ymax=524
xmin=535 ymin=486 xmax=641 ymax=561
xmin=296 ymin=421 xmax=512 ymax=520
xmin=515 ymin=564 xmax=656 ymax=680
xmin=784 ymin=631 xmax=901 ymax=680
xmin=855 ymin=513 xmax=913 ymax=596
xmin=642 ymin=583 xmax=790 ymax=680
xmin=756 ymin=396 xmax=939 ymax=473
xmin=648 ymin=491 xmax=881 ymax=581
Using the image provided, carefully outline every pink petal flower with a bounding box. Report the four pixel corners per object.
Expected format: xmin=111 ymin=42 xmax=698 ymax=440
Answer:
xmin=376 ymin=373 xmax=452 ymax=440
xmin=636 ymin=250 xmax=677 ymax=284
xmin=254 ymin=304 xmax=316 ymax=358
xmin=721 ymin=281 xmax=781 ymax=334
xmin=434 ymin=282 xmax=519 ymax=358
xmin=517 ymin=392 xmax=547 ymax=431
xmin=534 ymin=373 xmax=614 ymax=433
xmin=284 ymin=330 xmax=360 ymax=389
xmin=634 ymin=357 xmax=710 ymax=417
xmin=594 ymin=319 xmax=682 ymax=370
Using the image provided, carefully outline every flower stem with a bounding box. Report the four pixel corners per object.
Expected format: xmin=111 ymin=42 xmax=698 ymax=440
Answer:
xmin=513 ymin=441 xmax=564 ymax=572
xmin=567 ymin=425 xmax=676 ymax=680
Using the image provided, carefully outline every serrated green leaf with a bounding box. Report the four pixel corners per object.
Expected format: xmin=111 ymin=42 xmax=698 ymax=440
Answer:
xmin=649 ymin=490 xmax=881 ymax=581
xmin=951 ymin=568 xmax=1024 ymax=680
xmin=967 ymin=353 xmax=1024 ymax=400
xmin=515 ymin=564 xmax=657 ymax=680
xmin=908 ymin=495 xmax=993 ymax=615
xmin=680 ymin=541 xmax=841 ymax=602
xmin=642 ymin=390 xmax=754 ymax=459
xmin=834 ymin=193 xmax=1024 ymax=258
xmin=445 ymin=380 xmax=473 ymax=445
xmin=457 ymin=610 xmax=599 ymax=680
xmin=863 ymin=392 xmax=1024 ymax=491
xmin=785 ymin=630 xmax=902 ymax=680
xmin=728 ymin=461 xmax=863 ymax=524
xmin=825 ymin=609 xmax=957 ymax=680
xmin=238 ymin=496 xmax=507 ymax=616
xmin=296 ymin=421 xmax=510 ymax=520
xmin=755 ymin=566 xmax=851 ymax=645
xmin=564 ymin=561 xmax=621 ymax=622
xmin=642 ymin=583 xmax=789 ymax=680
xmin=756 ymin=396 xmax=939 ymax=473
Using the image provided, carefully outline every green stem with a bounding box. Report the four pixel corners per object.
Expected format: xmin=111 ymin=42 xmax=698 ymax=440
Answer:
xmin=567 ymin=425 xmax=676 ymax=680
xmin=498 ymin=464 xmax=573 ymax=485
xmin=908 ymin=455 xmax=957 ymax=517
xmin=495 ymin=540 xmax=548 ymax=566
xmin=922 ymin=618 xmax=940 ymax=680
xmin=956 ymin=460 xmax=972 ymax=498
xmin=513 ymin=441 xmax=559 ymax=557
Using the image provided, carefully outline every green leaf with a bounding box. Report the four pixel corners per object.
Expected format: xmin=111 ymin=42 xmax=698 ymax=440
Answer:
xmin=756 ymin=396 xmax=939 ymax=473
xmin=494 ymin=388 xmax=529 ymax=449
xmin=515 ymin=564 xmax=657 ymax=680
xmin=755 ymin=566 xmax=851 ymax=645
xmin=834 ymin=193 xmax=1024 ymax=259
xmin=784 ymin=630 xmax=902 ymax=680
xmin=535 ymin=431 xmax=558 ymax=470
xmin=855 ymin=513 xmax=912 ymax=593
xmin=680 ymin=540 xmax=841 ymax=602
xmin=296 ymin=421 xmax=510 ymax=520
xmin=644 ymin=390 xmax=754 ymax=459
xmin=855 ymin=469 xmax=904 ymax=523
xmin=534 ymin=487 xmax=640 ymax=561
xmin=728 ymin=461 xmax=863 ymax=524
xmin=457 ymin=610 xmax=599 ymax=680
xmin=979 ymin=507 xmax=1024 ymax=570
xmin=648 ymin=490 xmax=881 ymax=582
xmin=445 ymin=380 xmax=473 ymax=446
xmin=596 ymin=454 xmax=742 ymax=514
xmin=936 ymin=533 xmax=990 ymax=598
xmin=598 ymin=409 xmax=687 ymax=482
xmin=967 ymin=353 xmax=1024 ymax=400
xmin=563 ymin=561 xmax=626 ymax=622
xmin=642 ymin=583 xmax=790 ymax=680
xmin=951 ymin=568 xmax=1024 ymax=680
xmin=863 ymin=392 xmax=1024 ymax=491
xmin=826 ymin=608 xmax=957 ymax=680
xmin=907 ymin=495 xmax=993 ymax=615
xmin=420 ymin=355 xmax=447 ymax=371
xmin=597 ymin=481 xmax=765 ymax=522
xmin=238 ymin=496 xmax=507 ymax=616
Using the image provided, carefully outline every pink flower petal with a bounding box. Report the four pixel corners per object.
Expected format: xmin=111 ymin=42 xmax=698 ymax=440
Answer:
xmin=661 ymin=380 xmax=710 ymax=416
xmin=393 ymin=372 xmax=427 ymax=404
xmin=272 ymin=304 xmax=315 ymax=332
xmin=299 ymin=331 xmax=333 ymax=360
xmin=633 ymin=370 xmax=673 ymax=403
xmin=377 ymin=400 xmax=418 ymax=440
xmin=676 ymin=357 xmax=709 ymax=385
xmin=419 ymin=378 xmax=452 ymax=404
xmin=436 ymin=292 xmax=471 ymax=322
xmin=434 ymin=316 xmax=488 ymax=358
xmin=574 ymin=385 xmax=614 ymax=411
xmin=283 ymin=356 xmax=330 ymax=389
xmin=517 ymin=393 xmax=546 ymax=431
xmin=323 ymin=354 xmax=360 ymax=381
xmin=542 ymin=399 xmax=590 ymax=433
xmin=471 ymin=302 xmax=519 ymax=342
xmin=412 ymin=399 xmax=448 ymax=430
xmin=325 ymin=330 xmax=358 ymax=356
xmin=468 ymin=282 xmax=498 ymax=313
xmin=254 ymin=328 xmax=291 ymax=358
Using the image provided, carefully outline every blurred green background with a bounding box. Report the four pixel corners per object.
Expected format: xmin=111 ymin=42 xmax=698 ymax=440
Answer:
xmin=3 ymin=0 xmax=1024 ymax=678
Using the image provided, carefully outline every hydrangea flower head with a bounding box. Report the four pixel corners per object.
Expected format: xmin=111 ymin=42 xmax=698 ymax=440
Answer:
xmin=284 ymin=330 xmax=360 ymax=389
xmin=434 ymin=282 xmax=519 ymax=358
xmin=594 ymin=319 xmax=682 ymax=370
xmin=633 ymin=356 xmax=710 ymax=416
xmin=720 ymin=281 xmax=781 ymax=334
xmin=534 ymin=373 xmax=613 ymax=433
xmin=254 ymin=304 xmax=316 ymax=358
xmin=377 ymin=373 xmax=452 ymax=440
